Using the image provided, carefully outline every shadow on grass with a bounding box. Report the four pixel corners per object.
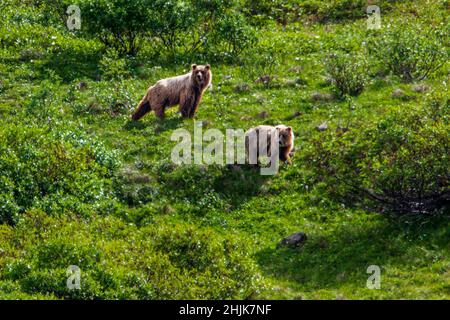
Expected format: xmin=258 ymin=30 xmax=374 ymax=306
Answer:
xmin=255 ymin=216 xmax=450 ymax=292
xmin=123 ymin=117 xmax=184 ymax=132
xmin=213 ymin=165 xmax=273 ymax=208
xmin=160 ymin=163 xmax=274 ymax=212
xmin=35 ymin=47 xmax=103 ymax=83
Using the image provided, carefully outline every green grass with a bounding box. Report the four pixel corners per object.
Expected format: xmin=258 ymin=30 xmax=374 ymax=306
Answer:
xmin=0 ymin=0 xmax=449 ymax=299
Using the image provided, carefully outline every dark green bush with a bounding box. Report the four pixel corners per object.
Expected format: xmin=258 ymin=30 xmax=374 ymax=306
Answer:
xmin=79 ymin=0 xmax=153 ymax=56
xmin=74 ymin=0 xmax=255 ymax=58
xmin=243 ymin=0 xmax=372 ymax=24
xmin=243 ymin=40 xmax=282 ymax=86
xmin=324 ymin=52 xmax=368 ymax=98
xmin=211 ymin=13 xmax=257 ymax=58
xmin=0 ymin=212 xmax=262 ymax=299
xmin=0 ymin=123 xmax=119 ymax=224
xmin=148 ymin=224 xmax=261 ymax=299
xmin=367 ymin=20 xmax=448 ymax=82
xmin=303 ymin=89 xmax=449 ymax=215
xmin=316 ymin=0 xmax=366 ymax=22
xmin=150 ymin=0 xmax=257 ymax=59
xmin=242 ymin=0 xmax=302 ymax=25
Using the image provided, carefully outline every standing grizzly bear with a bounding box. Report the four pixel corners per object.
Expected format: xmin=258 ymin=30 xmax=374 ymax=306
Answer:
xmin=245 ymin=124 xmax=295 ymax=165
xmin=132 ymin=64 xmax=212 ymax=120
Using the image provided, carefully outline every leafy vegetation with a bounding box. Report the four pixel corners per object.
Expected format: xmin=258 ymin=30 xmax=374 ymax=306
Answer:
xmin=368 ymin=18 xmax=449 ymax=82
xmin=43 ymin=0 xmax=257 ymax=58
xmin=303 ymin=87 xmax=449 ymax=215
xmin=0 ymin=0 xmax=449 ymax=299
xmin=325 ymin=52 xmax=368 ymax=98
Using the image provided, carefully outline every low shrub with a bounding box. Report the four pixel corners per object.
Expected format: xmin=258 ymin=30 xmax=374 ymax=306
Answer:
xmin=243 ymin=0 xmax=386 ymax=24
xmin=0 ymin=212 xmax=262 ymax=299
xmin=243 ymin=41 xmax=282 ymax=87
xmin=324 ymin=52 xmax=368 ymax=98
xmin=367 ymin=19 xmax=448 ymax=82
xmin=49 ymin=0 xmax=257 ymax=58
xmin=303 ymin=89 xmax=449 ymax=215
xmin=148 ymin=224 xmax=261 ymax=299
xmin=0 ymin=123 xmax=119 ymax=224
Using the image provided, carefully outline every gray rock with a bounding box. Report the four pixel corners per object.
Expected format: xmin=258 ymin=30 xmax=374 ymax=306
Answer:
xmin=279 ymin=232 xmax=307 ymax=247
xmin=288 ymin=66 xmax=303 ymax=73
xmin=316 ymin=122 xmax=328 ymax=131
xmin=240 ymin=115 xmax=253 ymax=121
xmin=292 ymin=111 xmax=302 ymax=118
xmin=311 ymin=92 xmax=334 ymax=102
xmin=255 ymin=75 xmax=271 ymax=85
xmin=411 ymin=83 xmax=430 ymax=93
xmin=391 ymin=88 xmax=405 ymax=98
xmin=284 ymin=79 xmax=297 ymax=87
xmin=77 ymin=81 xmax=88 ymax=90
xmin=257 ymin=111 xmax=269 ymax=119
xmin=234 ymin=82 xmax=250 ymax=93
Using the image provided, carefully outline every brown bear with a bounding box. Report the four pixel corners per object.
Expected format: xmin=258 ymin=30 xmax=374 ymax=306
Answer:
xmin=132 ymin=64 xmax=212 ymax=120
xmin=245 ymin=125 xmax=294 ymax=164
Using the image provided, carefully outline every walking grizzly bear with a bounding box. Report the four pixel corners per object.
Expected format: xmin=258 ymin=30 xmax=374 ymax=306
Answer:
xmin=245 ymin=125 xmax=295 ymax=165
xmin=132 ymin=64 xmax=212 ymax=120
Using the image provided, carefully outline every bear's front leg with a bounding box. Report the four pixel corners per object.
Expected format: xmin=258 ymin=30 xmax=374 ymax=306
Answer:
xmin=154 ymin=106 xmax=165 ymax=119
xmin=187 ymin=90 xmax=203 ymax=118
xmin=179 ymin=94 xmax=194 ymax=118
xmin=279 ymin=148 xmax=292 ymax=165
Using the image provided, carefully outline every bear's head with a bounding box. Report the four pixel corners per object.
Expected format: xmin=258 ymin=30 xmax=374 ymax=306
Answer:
xmin=276 ymin=125 xmax=294 ymax=147
xmin=191 ymin=64 xmax=211 ymax=89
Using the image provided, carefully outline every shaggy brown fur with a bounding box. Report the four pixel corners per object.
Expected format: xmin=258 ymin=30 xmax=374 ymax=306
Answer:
xmin=132 ymin=64 xmax=212 ymax=120
xmin=245 ymin=125 xmax=294 ymax=164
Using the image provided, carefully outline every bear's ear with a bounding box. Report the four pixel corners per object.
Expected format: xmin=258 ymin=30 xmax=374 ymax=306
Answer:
xmin=205 ymin=64 xmax=211 ymax=70
xmin=191 ymin=64 xmax=197 ymax=70
xmin=287 ymin=127 xmax=292 ymax=132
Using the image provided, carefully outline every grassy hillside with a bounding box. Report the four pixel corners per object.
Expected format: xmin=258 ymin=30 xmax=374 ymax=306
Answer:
xmin=0 ymin=0 xmax=449 ymax=299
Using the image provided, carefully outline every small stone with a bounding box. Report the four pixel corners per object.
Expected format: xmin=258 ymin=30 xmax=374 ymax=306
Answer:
xmin=295 ymin=77 xmax=307 ymax=85
xmin=162 ymin=205 xmax=175 ymax=215
xmin=292 ymin=111 xmax=302 ymax=118
xmin=257 ymin=111 xmax=269 ymax=119
xmin=284 ymin=79 xmax=297 ymax=87
xmin=323 ymin=76 xmax=334 ymax=85
xmin=254 ymin=94 xmax=266 ymax=104
xmin=411 ymin=83 xmax=430 ymax=93
xmin=316 ymin=122 xmax=328 ymax=131
xmin=336 ymin=126 xmax=349 ymax=134
xmin=391 ymin=88 xmax=405 ymax=98
xmin=77 ymin=81 xmax=88 ymax=90
xmin=255 ymin=75 xmax=271 ymax=85
xmin=279 ymin=232 xmax=308 ymax=247
xmin=131 ymin=174 xmax=151 ymax=184
xmin=311 ymin=92 xmax=334 ymax=102
xmin=288 ymin=66 xmax=303 ymax=73
xmin=234 ymin=83 xmax=250 ymax=93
